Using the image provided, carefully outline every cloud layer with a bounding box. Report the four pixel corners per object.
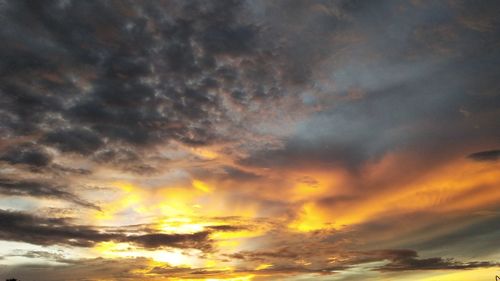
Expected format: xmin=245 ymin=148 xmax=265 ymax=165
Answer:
xmin=1 ymin=0 xmax=500 ymax=280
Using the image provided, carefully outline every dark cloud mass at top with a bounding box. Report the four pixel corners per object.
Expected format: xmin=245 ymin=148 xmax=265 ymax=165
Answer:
xmin=1 ymin=0 xmax=498 ymax=171
xmin=0 ymin=0 xmax=359 ymax=207
xmin=1 ymin=0 xmax=252 ymax=150
xmin=0 ymin=0 xmax=288 ymax=208
xmin=0 ymin=0 xmax=382 ymax=159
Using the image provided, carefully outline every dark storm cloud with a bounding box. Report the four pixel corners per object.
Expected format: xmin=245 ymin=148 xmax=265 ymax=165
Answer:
xmin=93 ymin=148 xmax=158 ymax=175
xmin=228 ymin=247 xmax=299 ymax=261
xmin=0 ymin=0 xmax=257 ymax=153
xmin=0 ymin=0 xmax=357 ymax=164
xmin=0 ymin=209 xmax=115 ymax=247
xmin=0 ymin=209 xmax=211 ymax=249
xmin=467 ymin=150 xmax=500 ymax=162
xmin=128 ymin=232 xmax=211 ymax=250
xmin=0 ymin=177 xmax=99 ymax=210
xmin=0 ymin=143 xmax=52 ymax=167
xmin=206 ymin=224 xmax=247 ymax=232
xmin=0 ymin=0 xmax=498 ymax=169
xmin=49 ymin=164 xmax=92 ymax=176
xmin=373 ymin=249 xmax=498 ymax=271
xmin=4 ymin=0 xmax=474 ymax=184
xmin=0 ymin=0 xmax=274 ymax=198
xmin=43 ymin=128 xmax=104 ymax=155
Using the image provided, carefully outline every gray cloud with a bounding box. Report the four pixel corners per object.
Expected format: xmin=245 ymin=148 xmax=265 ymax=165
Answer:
xmin=0 ymin=209 xmax=113 ymax=247
xmin=467 ymin=150 xmax=500 ymax=162
xmin=127 ymin=232 xmax=211 ymax=250
xmin=0 ymin=209 xmax=212 ymax=250
xmin=0 ymin=0 xmax=270 ymax=154
xmin=43 ymin=128 xmax=104 ymax=155
xmin=4 ymin=0 xmax=497 ymax=177
xmin=237 ymin=0 xmax=500 ymax=172
xmin=374 ymin=249 xmax=498 ymax=271
xmin=0 ymin=177 xmax=99 ymax=210
xmin=0 ymin=0 xmax=363 ymax=166
xmin=0 ymin=143 xmax=52 ymax=167
xmin=0 ymin=257 xmax=154 ymax=281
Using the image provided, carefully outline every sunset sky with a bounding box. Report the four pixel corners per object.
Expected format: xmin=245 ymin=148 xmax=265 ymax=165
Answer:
xmin=1 ymin=1 xmax=500 ymax=280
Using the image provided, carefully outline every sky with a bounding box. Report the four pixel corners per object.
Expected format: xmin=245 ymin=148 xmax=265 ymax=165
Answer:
xmin=0 ymin=0 xmax=499 ymax=280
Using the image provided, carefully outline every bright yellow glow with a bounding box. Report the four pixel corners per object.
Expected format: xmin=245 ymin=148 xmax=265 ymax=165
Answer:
xmin=150 ymin=250 xmax=191 ymax=266
xmin=288 ymin=202 xmax=330 ymax=232
xmin=255 ymin=263 xmax=273 ymax=270
xmin=211 ymin=229 xmax=264 ymax=240
xmin=159 ymin=217 xmax=207 ymax=234
xmin=289 ymin=171 xmax=342 ymax=202
xmin=155 ymin=187 xmax=204 ymax=218
xmin=93 ymin=241 xmax=131 ymax=257
xmin=204 ymin=275 xmax=254 ymax=281
xmin=286 ymin=159 xmax=500 ymax=231
xmin=84 ymin=161 xmax=500 ymax=280
xmin=204 ymin=258 xmax=218 ymax=268
xmin=216 ymin=239 xmax=240 ymax=249
xmin=93 ymin=181 xmax=143 ymax=221
xmin=167 ymin=275 xmax=254 ymax=281
xmin=193 ymin=179 xmax=213 ymax=193
xmin=190 ymin=147 xmax=219 ymax=160
xmin=88 ymin=179 xmax=268 ymax=274
xmin=93 ymin=241 xmax=197 ymax=267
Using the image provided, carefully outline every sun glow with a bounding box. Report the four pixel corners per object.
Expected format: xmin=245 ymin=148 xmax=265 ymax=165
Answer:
xmin=255 ymin=263 xmax=273 ymax=270
xmin=150 ymin=250 xmax=193 ymax=266
xmin=159 ymin=217 xmax=208 ymax=234
xmin=288 ymin=202 xmax=331 ymax=232
xmin=193 ymin=179 xmax=213 ymax=193
xmin=168 ymin=276 xmax=254 ymax=281
xmin=202 ymin=275 xmax=255 ymax=281
xmin=94 ymin=241 xmax=198 ymax=267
